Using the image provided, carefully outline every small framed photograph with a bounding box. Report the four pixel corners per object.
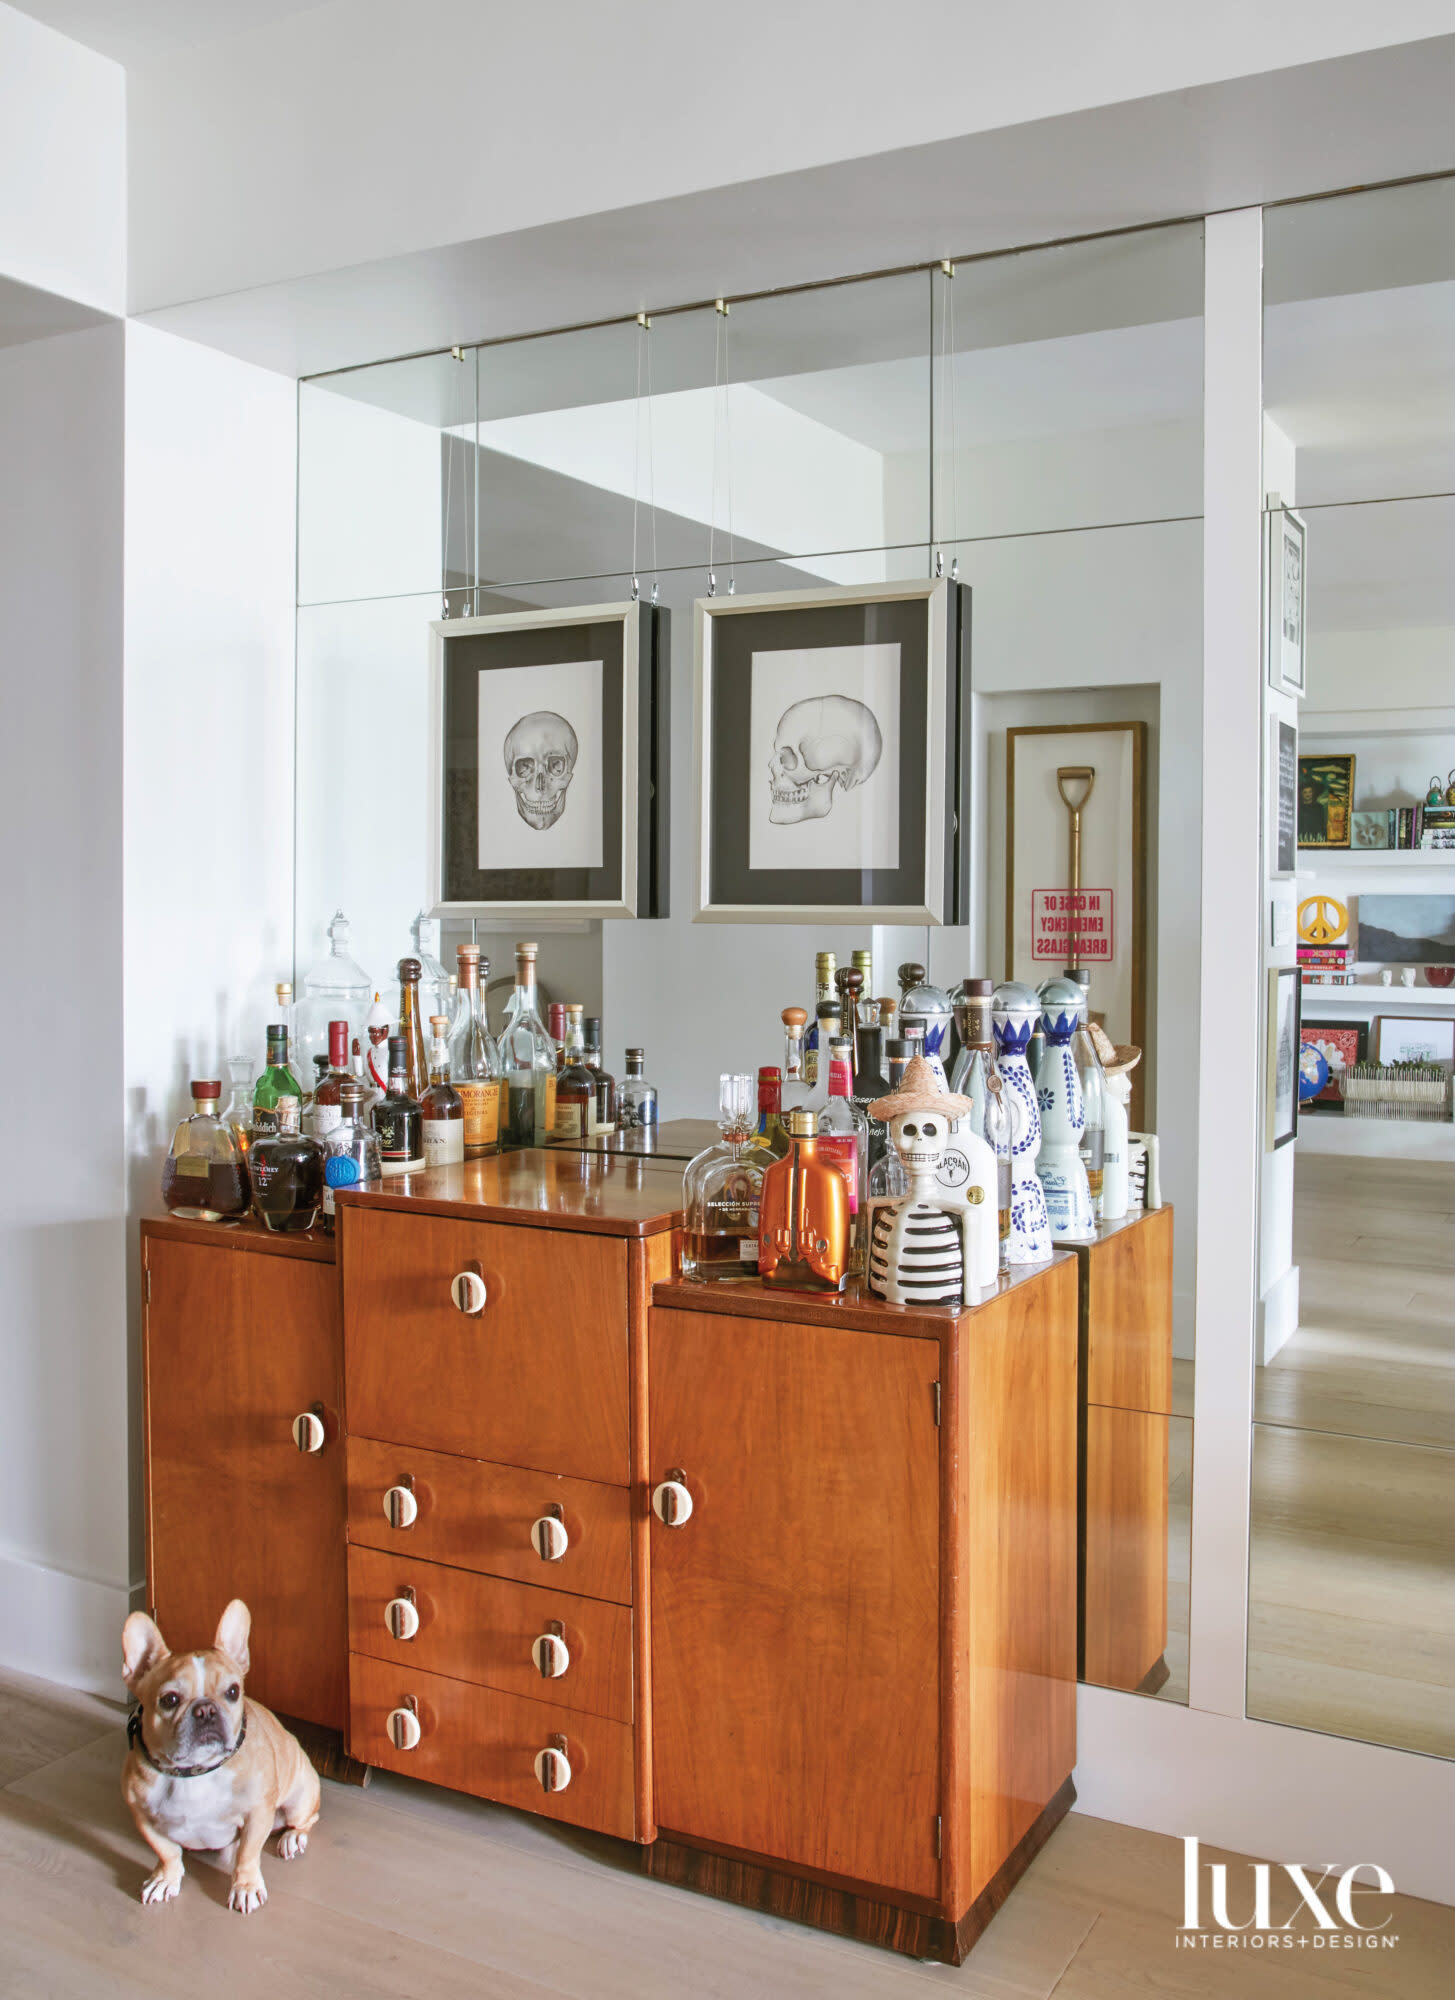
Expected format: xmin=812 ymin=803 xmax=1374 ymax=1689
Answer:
xmin=1373 ymin=1014 xmax=1455 ymax=1069
xmin=694 ymin=579 xmax=967 ymax=924
xmin=1266 ymin=505 xmax=1306 ymax=696
xmin=1265 ymin=965 xmax=1301 ymax=1150
xmin=1270 ymin=718 xmax=1298 ymax=879
xmin=1299 ymin=1018 xmax=1367 ymax=1112
xmin=1297 ymin=752 xmax=1356 ymax=851
xmin=428 ymin=601 xmax=667 ymax=921
xmin=1351 ymin=809 xmax=1392 ymax=851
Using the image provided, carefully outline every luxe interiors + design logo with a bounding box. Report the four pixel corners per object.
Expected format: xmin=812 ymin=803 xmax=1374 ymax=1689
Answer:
xmin=1178 ymin=1838 xmax=1399 ymax=1952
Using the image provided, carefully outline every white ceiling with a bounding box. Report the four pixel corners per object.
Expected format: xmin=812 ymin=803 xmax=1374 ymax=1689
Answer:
xmin=12 ymin=1 xmax=324 ymax=66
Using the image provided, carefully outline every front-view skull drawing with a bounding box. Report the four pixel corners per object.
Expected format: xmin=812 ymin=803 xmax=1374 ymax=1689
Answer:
xmin=504 ymin=711 xmax=578 ymax=830
xmin=767 ymin=694 xmax=883 ymax=825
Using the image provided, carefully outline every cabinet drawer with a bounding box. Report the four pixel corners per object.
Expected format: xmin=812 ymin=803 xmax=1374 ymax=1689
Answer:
xmin=346 ymin=1436 xmax=632 ymax=1605
xmin=348 ymin=1544 xmax=633 ymax=1726
xmin=341 ymin=1207 xmax=629 ymax=1484
xmin=349 ymin=1651 xmax=636 ymax=1841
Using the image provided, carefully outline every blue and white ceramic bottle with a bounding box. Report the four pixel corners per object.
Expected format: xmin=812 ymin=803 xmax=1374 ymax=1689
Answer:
xmin=1034 ymin=976 xmax=1095 ymax=1241
xmin=990 ymin=980 xmax=1052 ymax=1263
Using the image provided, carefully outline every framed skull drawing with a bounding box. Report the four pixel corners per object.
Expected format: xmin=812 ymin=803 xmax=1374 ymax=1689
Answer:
xmin=695 ymin=579 xmax=968 ymax=923
xmin=428 ymin=600 xmax=667 ymax=920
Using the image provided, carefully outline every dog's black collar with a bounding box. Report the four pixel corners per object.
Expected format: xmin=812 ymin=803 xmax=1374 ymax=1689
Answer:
xmin=127 ymin=1703 xmax=246 ymax=1778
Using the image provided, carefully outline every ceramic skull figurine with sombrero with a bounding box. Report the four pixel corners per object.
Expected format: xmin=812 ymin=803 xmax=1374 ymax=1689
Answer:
xmin=990 ymin=981 xmax=1053 ymax=1264
xmin=866 ymin=1056 xmax=998 ymax=1306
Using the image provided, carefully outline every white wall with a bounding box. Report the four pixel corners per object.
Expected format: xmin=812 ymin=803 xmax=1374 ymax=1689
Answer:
xmin=123 ymin=1 xmax=1455 ymax=312
xmin=0 ymin=1 xmax=125 ymax=313
xmin=0 ymin=323 xmax=128 ymax=1689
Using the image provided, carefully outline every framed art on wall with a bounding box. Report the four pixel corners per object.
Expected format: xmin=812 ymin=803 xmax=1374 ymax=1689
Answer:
xmin=1265 ymin=504 xmax=1306 ymax=697
xmin=1373 ymin=1014 xmax=1455 ymax=1070
xmin=693 ymin=579 xmax=967 ymax=923
xmin=1299 ymin=1017 xmax=1367 ymax=1111
xmin=1297 ymin=752 xmax=1355 ymax=850
xmin=428 ymin=601 xmax=667 ymax=921
xmin=1266 ymin=964 xmax=1301 ymax=1149
xmin=1270 ymin=717 xmax=1298 ymax=879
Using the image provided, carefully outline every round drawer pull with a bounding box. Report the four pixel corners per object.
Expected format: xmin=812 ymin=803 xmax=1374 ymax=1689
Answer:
xmin=386 ymin=1703 xmax=421 ymax=1751
xmin=383 ymin=1481 xmax=418 ymax=1530
xmin=385 ymin=1593 xmax=420 ymax=1642
xmin=534 ymin=1734 xmax=572 ymax=1793
xmin=652 ymin=1472 xmax=694 ymax=1527
xmin=530 ymin=1512 xmax=569 ymax=1562
xmin=450 ymin=1267 xmax=487 ymax=1315
xmin=531 ymin=1625 xmax=570 ymax=1679
xmin=291 ymin=1408 xmax=325 ymax=1454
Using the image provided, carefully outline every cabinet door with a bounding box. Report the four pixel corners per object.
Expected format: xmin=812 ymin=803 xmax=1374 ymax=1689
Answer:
xmin=649 ymin=1308 xmax=941 ymax=1898
xmin=144 ymin=1239 xmax=346 ymax=1730
xmin=1082 ymin=1404 xmax=1168 ymax=1691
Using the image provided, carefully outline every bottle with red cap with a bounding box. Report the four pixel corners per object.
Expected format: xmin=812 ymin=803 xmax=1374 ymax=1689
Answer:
xmin=307 ymin=1020 xmax=353 ymax=1142
xmin=162 ymin=1082 xmax=249 ymax=1222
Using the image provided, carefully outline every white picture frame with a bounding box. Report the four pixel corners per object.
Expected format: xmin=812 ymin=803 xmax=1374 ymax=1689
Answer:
xmin=1265 ymin=505 xmax=1307 ymax=697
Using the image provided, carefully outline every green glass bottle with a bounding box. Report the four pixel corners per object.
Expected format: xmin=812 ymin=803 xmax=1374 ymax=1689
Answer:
xmin=255 ymin=1025 xmax=302 ymax=1120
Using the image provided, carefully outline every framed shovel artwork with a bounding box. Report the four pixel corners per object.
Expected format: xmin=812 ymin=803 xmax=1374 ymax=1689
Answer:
xmin=427 ymin=601 xmax=668 ymax=920
xmin=693 ymin=579 xmax=969 ymax=923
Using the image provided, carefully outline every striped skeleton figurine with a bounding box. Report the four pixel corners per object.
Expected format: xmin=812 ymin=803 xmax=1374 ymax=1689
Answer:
xmin=866 ymin=1054 xmax=999 ymax=1308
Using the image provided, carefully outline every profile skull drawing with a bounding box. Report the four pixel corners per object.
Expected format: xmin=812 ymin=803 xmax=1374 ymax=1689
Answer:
xmin=504 ymin=711 xmax=578 ymax=830
xmin=768 ymin=694 xmax=883 ymax=825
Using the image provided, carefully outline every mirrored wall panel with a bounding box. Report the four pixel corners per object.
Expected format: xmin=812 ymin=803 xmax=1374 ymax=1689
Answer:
xmin=1253 ymin=176 xmax=1455 ymax=1757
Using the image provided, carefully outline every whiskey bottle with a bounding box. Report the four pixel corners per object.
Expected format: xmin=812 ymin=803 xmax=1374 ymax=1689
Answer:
xmin=803 ymin=951 xmax=836 ymax=1087
xmin=554 ymin=1004 xmax=599 ymax=1141
xmin=547 ymin=1003 xmax=568 ymax=1061
xmin=758 ymin=1109 xmax=850 ymax=1293
xmin=421 ymin=1015 xmax=465 ymax=1168
xmin=273 ymin=982 xmax=306 ymax=1096
xmin=254 ymin=1026 xmax=301 ymax=1126
xmin=371 ymin=1034 xmax=425 ymax=1176
xmin=498 ymin=942 xmax=558 ymax=1148
xmin=249 ymin=1095 xmax=325 ymax=1232
xmin=307 ymin=1020 xmax=352 ymax=1142
xmin=449 ymin=945 xmax=503 ymax=1155
xmin=396 ymin=957 xmax=430 ymax=1101
xmin=320 ymin=1079 xmax=381 ymax=1234
xmin=681 ymin=1075 xmax=771 ymax=1282
xmin=618 ymin=1048 xmax=659 ymax=1129
xmin=583 ymin=1016 xmax=618 ymax=1135
xmin=162 ymin=1082 xmax=250 ymax=1222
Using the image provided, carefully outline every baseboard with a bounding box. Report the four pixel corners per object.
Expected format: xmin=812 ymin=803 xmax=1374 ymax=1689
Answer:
xmin=0 ymin=1549 xmax=131 ymax=1699
xmin=1256 ymin=1263 xmax=1300 ymax=1366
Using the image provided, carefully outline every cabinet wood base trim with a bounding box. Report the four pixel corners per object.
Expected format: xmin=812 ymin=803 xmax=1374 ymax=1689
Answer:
xmin=643 ymin=1778 xmax=1076 ymax=1965
xmin=1135 ymin=1653 xmax=1171 ymax=1697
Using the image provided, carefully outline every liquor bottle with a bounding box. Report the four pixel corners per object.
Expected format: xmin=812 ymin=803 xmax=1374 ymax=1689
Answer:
xmin=1071 ymin=1014 xmax=1107 ymax=1220
xmin=757 ymin=1066 xmax=789 ymax=1158
xmin=162 ymin=1081 xmax=250 ymax=1221
xmin=554 ymin=1004 xmax=600 ymax=1141
xmin=396 ymin=957 xmax=430 ymax=1102
xmin=547 ymin=1003 xmax=568 ymax=1063
xmin=758 ymin=1110 xmax=850 ymax=1294
xmin=985 ymin=1068 xmax=1014 ymax=1263
xmin=410 ymin=910 xmax=450 ymax=1027
xmin=681 ymin=1075 xmax=772 ymax=1282
xmin=803 ymin=951 xmax=836 ymax=1087
xmin=867 ymin=1039 xmax=913 ymax=1204
xmin=320 ymin=1078 xmax=382 ymax=1234
xmin=363 ymin=991 xmax=392 ymax=1096
xmin=249 ymin=1095 xmax=325 ymax=1232
xmin=450 ymin=946 xmax=503 ymax=1156
xmin=421 ymin=1015 xmax=465 ymax=1168
xmin=498 ymin=942 xmax=558 ymax=1148
xmin=296 ymin=911 xmax=371 ymax=1087
xmin=351 ymin=1034 xmax=382 ymax=1115
xmin=583 ymin=1016 xmax=618 ymax=1135
xmin=897 ymin=963 xmax=952 ymax=1083
xmin=805 ymin=1003 xmax=842 ymax=1115
xmin=949 ymin=978 xmax=994 ymax=1100
xmin=834 ymin=966 xmax=864 ymax=1075
xmin=255 ymin=1026 xmax=302 ymax=1125
xmin=852 ymin=1021 xmax=891 ymax=1172
xmin=307 ymin=1020 xmax=352 ymax=1142
xmin=851 ymin=949 xmax=875 ymax=1024
xmin=619 ymin=1048 xmax=659 ymax=1129
xmin=371 ymin=1034 xmax=425 ymax=1176
xmin=273 ymin=982 xmax=305 ymax=1095
xmin=1033 ymin=976 xmax=1094 ymax=1241
xmin=311 ymin=1054 xmax=330 ymax=1101
xmin=221 ymin=1055 xmax=255 ymax=1180
xmin=780 ymin=1007 xmax=813 ymax=1115
xmin=991 ymin=980 xmax=1052 ymax=1263
xmin=816 ymin=1036 xmax=868 ymax=1275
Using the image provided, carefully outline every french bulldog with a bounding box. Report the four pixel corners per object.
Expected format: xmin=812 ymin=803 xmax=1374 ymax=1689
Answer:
xmin=120 ymin=1599 xmax=321 ymax=1914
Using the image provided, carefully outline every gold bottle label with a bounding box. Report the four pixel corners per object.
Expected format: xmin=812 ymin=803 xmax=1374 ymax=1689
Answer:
xmin=456 ymin=1079 xmax=500 ymax=1150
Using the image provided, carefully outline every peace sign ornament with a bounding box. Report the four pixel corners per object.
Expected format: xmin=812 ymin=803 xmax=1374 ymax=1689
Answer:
xmin=1298 ymin=894 xmax=1348 ymax=945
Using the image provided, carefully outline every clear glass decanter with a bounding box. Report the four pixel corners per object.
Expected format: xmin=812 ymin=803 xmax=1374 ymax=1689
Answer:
xmin=681 ymin=1074 xmax=772 ymax=1282
xmin=162 ymin=1081 xmax=250 ymax=1221
xmin=410 ymin=910 xmax=451 ymax=1028
xmin=497 ymin=942 xmax=558 ymax=1148
xmin=297 ymin=910 xmax=372 ymax=1086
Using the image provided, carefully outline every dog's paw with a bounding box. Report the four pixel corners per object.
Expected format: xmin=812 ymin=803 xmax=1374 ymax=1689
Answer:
xmin=141 ymin=1864 xmax=183 ymax=1905
xmin=227 ymin=1873 xmax=268 ymax=1915
xmin=277 ymin=1829 xmax=308 ymax=1861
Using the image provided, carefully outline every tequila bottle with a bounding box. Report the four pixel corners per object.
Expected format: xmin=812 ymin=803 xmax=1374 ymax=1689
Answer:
xmin=991 ymin=980 xmax=1052 ymax=1263
xmin=1035 ymin=975 xmax=1094 ymax=1241
xmin=779 ymin=1007 xmax=813 ymax=1115
xmin=498 ymin=942 xmax=558 ymax=1148
xmin=1072 ymin=1016 xmax=1107 ymax=1219
xmin=851 ymin=949 xmax=875 ymax=1024
xmin=757 ymin=1066 xmax=789 ymax=1159
xmin=681 ymin=1075 xmax=771 ymax=1282
xmin=816 ymin=1036 xmax=868 ymax=1276
xmin=897 ymin=963 xmax=953 ymax=1083
xmin=803 ymin=951 xmax=836 ymax=1087
xmin=619 ymin=1048 xmax=659 ymax=1129
xmin=320 ymin=1079 xmax=381 ymax=1234
xmin=759 ymin=1110 xmax=850 ymax=1294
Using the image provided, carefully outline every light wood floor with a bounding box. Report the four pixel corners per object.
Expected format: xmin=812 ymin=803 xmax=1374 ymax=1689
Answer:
xmin=1 ymin=1667 xmax=1451 ymax=1999
xmin=1249 ymin=1154 xmax=1454 ymax=1756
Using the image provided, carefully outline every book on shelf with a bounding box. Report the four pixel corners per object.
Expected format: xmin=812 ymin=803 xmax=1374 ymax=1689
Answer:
xmin=1301 ymin=971 xmax=1356 ymax=986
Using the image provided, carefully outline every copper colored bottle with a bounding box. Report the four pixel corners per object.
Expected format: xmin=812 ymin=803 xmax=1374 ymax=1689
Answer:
xmin=758 ymin=1109 xmax=850 ymax=1293
xmin=396 ymin=957 xmax=429 ymax=1102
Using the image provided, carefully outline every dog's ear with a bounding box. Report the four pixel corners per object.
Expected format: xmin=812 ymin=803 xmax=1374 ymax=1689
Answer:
xmin=213 ymin=1599 xmax=251 ymax=1674
xmin=121 ymin=1612 xmax=169 ymax=1690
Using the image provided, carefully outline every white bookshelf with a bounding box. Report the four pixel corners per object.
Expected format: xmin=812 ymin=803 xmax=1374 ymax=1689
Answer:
xmin=1298 ymin=984 xmax=1455 ymax=1009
